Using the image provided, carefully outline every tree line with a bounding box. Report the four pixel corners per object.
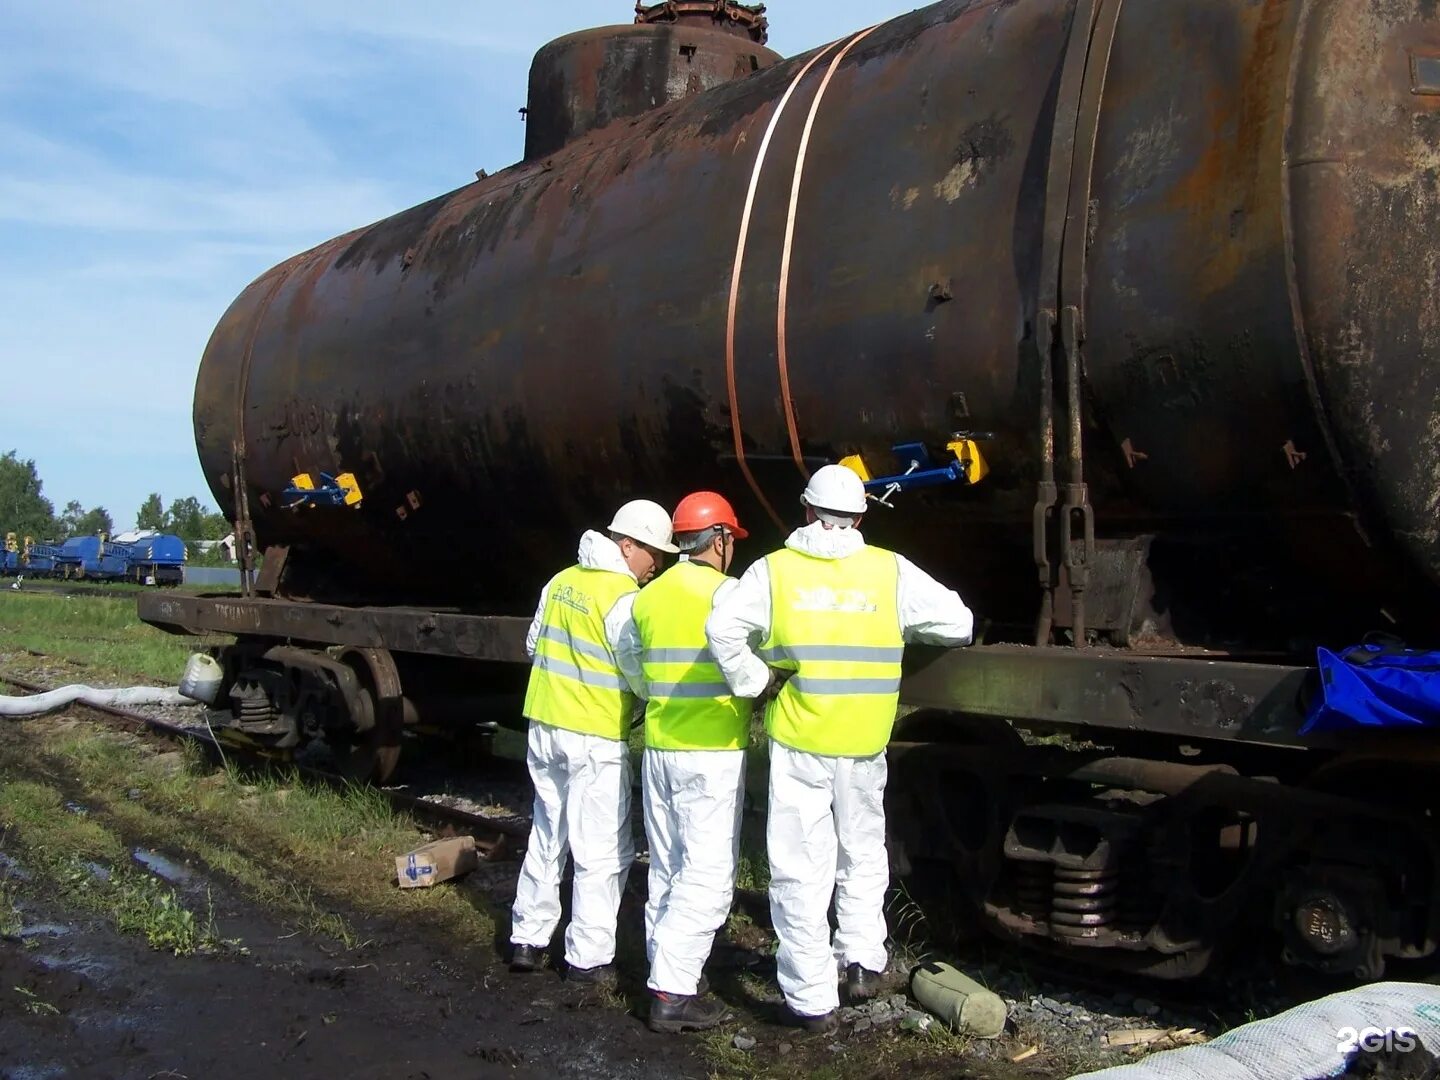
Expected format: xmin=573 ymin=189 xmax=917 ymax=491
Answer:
xmin=1 ymin=450 xmax=230 ymax=554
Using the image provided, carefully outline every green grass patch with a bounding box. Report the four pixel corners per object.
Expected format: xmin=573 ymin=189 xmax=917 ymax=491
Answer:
xmin=736 ymin=839 xmax=771 ymax=893
xmin=0 ymin=721 xmax=497 ymax=958
xmin=0 ymin=590 xmax=227 ymax=684
xmin=0 ymin=779 xmax=223 ymax=956
xmin=0 ymin=872 xmax=21 ymax=939
xmin=112 ymin=869 xmax=210 ymax=955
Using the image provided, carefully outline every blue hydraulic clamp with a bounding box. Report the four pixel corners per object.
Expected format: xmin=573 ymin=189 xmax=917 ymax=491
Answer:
xmin=282 ymin=471 xmax=364 ymax=510
xmin=839 ymin=434 xmax=993 ymax=509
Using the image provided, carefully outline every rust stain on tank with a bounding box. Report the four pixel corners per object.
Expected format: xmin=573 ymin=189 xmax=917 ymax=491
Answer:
xmin=1164 ymin=0 xmax=1288 ymax=298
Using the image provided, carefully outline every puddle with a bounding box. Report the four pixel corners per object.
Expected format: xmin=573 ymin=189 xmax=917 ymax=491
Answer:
xmin=5 ymin=1067 xmax=68 ymax=1080
xmin=63 ymin=801 xmax=90 ymax=816
xmin=81 ymin=861 xmax=110 ymax=882
xmin=18 ymin=923 xmax=69 ymax=940
xmin=0 ymin=850 xmax=31 ymax=881
xmin=35 ymin=950 xmax=114 ymax=980
xmin=131 ymin=849 xmax=193 ymax=886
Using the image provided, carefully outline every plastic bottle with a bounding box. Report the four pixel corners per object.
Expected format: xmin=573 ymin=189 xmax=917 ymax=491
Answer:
xmin=179 ymin=653 xmax=223 ymax=705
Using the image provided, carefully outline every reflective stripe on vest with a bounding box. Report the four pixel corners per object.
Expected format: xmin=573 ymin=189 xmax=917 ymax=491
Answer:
xmin=522 ymin=563 xmax=637 ymax=741
xmin=762 ymin=545 xmax=903 ymax=756
xmin=632 ymin=560 xmax=750 ymax=751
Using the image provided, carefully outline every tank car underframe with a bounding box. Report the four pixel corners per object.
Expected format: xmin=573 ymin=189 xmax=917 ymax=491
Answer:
xmin=137 ymin=591 xmax=1440 ymax=978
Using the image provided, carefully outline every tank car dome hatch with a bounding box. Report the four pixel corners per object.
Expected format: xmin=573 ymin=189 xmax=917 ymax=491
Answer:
xmin=522 ymin=2 xmax=780 ymax=161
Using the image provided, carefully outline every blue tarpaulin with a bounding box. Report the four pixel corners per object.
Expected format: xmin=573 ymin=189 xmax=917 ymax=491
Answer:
xmin=1303 ymin=641 xmax=1440 ymax=734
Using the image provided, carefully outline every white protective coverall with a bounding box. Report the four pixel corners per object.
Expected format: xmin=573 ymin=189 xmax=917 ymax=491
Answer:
xmin=614 ymin=571 xmax=745 ymax=996
xmin=510 ymin=531 xmax=647 ymax=971
xmin=705 ymin=521 xmax=974 ymax=1017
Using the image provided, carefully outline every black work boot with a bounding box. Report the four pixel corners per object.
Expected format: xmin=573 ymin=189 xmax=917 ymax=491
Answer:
xmin=509 ymin=944 xmax=542 ymax=972
xmin=566 ymin=962 xmax=618 ymax=988
xmin=785 ymin=1006 xmax=839 ymax=1034
xmin=845 ymin=962 xmax=883 ymax=1002
xmin=648 ymin=991 xmax=729 ymax=1033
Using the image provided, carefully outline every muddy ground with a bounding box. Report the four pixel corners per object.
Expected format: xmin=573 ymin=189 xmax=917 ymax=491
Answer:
xmin=1 ymin=865 xmax=701 ymax=1080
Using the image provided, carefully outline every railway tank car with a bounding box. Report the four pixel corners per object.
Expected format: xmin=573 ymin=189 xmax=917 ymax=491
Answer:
xmin=142 ymin=0 xmax=1440 ymax=983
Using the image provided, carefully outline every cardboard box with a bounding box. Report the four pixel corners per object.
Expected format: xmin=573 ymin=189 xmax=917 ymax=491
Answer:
xmin=396 ymin=835 xmax=478 ymax=889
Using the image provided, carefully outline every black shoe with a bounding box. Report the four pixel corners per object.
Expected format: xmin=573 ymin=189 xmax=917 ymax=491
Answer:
xmin=509 ymin=944 xmax=542 ymax=972
xmin=845 ymin=963 xmax=883 ymax=1002
xmin=786 ymin=1007 xmax=839 ymax=1034
xmin=566 ymin=962 xmax=617 ymax=987
xmin=648 ymin=991 xmax=729 ymax=1033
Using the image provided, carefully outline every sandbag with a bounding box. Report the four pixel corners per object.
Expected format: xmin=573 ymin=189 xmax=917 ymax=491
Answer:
xmin=1072 ymin=982 xmax=1440 ymax=1080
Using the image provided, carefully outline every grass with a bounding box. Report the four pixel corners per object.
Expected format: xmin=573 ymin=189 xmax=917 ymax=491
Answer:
xmin=112 ymin=870 xmax=209 ymax=955
xmin=0 ymin=779 xmax=223 ymax=956
xmin=0 ymin=872 xmax=21 ymax=939
xmin=0 ymin=589 xmax=227 ymax=684
xmin=14 ymin=986 xmax=59 ymax=1016
xmin=735 ymin=845 xmax=771 ymax=893
xmin=886 ymin=882 xmax=936 ymax=972
xmin=0 ymin=718 xmax=497 ymax=959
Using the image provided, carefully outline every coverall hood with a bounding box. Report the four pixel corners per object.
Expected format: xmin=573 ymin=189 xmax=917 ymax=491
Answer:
xmin=578 ymin=530 xmax=638 ymax=579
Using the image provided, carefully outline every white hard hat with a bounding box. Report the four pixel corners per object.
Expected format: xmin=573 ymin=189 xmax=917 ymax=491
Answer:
xmin=608 ymin=499 xmax=680 ymax=553
xmin=801 ymin=464 xmax=868 ymax=516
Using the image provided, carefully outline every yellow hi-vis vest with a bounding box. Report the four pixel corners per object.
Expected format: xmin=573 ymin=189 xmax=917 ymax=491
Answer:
xmin=632 ymin=560 xmax=750 ymax=751
xmin=762 ymin=545 xmax=904 ymax=757
xmin=522 ymin=564 xmax=638 ymax=741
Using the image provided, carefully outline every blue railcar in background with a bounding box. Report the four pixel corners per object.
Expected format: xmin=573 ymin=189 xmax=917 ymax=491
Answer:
xmin=19 ymin=543 xmax=64 ymax=577
xmin=123 ymin=534 xmax=186 ymax=585
xmin=0 ymin=533 xmax=188 ymax=585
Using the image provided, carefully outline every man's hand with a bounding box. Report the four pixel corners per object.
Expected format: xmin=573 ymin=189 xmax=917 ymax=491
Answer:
xmin=757 ymin=667 xmax=791 ymax=706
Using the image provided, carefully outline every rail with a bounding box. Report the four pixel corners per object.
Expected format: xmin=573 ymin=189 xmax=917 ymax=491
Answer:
xmin=0 ymin=670 xmax=530 ymax=845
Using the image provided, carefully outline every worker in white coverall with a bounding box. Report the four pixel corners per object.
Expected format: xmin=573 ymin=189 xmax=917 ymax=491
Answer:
xmin=509 ymin=500 xmax=679 ymax=985
xmin=706 ymin=465 xmax=973 ymax=1031
xmin=615 ymin=491 xmax=750 ymax=1033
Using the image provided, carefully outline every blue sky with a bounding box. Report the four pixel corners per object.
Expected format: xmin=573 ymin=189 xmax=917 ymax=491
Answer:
xmin=0 ymin=1 xmax=921 ymax=529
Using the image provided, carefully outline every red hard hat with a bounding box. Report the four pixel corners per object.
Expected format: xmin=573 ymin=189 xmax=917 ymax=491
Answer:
xmin=672 ymin=491 xmax=749 ymax=540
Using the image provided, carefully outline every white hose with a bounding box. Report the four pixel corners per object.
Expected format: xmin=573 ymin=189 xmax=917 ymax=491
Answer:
xmin=0 ymin=684 xmax=195 ymax=717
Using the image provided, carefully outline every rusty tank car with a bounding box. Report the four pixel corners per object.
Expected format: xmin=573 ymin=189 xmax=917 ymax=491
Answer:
xmin=143 ymin=0 xmax=1440 ymax=982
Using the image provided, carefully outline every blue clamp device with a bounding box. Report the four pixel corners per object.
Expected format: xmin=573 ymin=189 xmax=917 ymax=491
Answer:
xmin=855 ymin=434 xmax=993 ymax=508
xmin=282 ymin=471 xmax=363 ymax=510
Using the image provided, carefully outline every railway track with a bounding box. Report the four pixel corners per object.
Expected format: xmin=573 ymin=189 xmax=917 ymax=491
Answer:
xmin=3 ymin=581 xmax=187 ymax=600
xmin=0 ymin=669 xmax=530 ymax=851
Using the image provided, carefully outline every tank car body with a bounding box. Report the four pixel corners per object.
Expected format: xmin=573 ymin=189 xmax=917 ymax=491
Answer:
xmin=190 ymin=0 xmax=1440 ymax=649
xmin=143 ymin=0 xmax=1440 ymax=981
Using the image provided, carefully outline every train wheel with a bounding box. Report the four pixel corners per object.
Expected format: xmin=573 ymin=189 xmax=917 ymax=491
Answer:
xmin=336 ymin=647 xmax=404 ymax=784
xmin=336 ymin=685 xmax=401 ymax=784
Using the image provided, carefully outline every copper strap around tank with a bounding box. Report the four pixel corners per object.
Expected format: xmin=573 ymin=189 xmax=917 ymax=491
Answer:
xmin=725 ymin=35 xmax=850 ymax=532
xmin=775 ymin=23 xmax=885 ymax=481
